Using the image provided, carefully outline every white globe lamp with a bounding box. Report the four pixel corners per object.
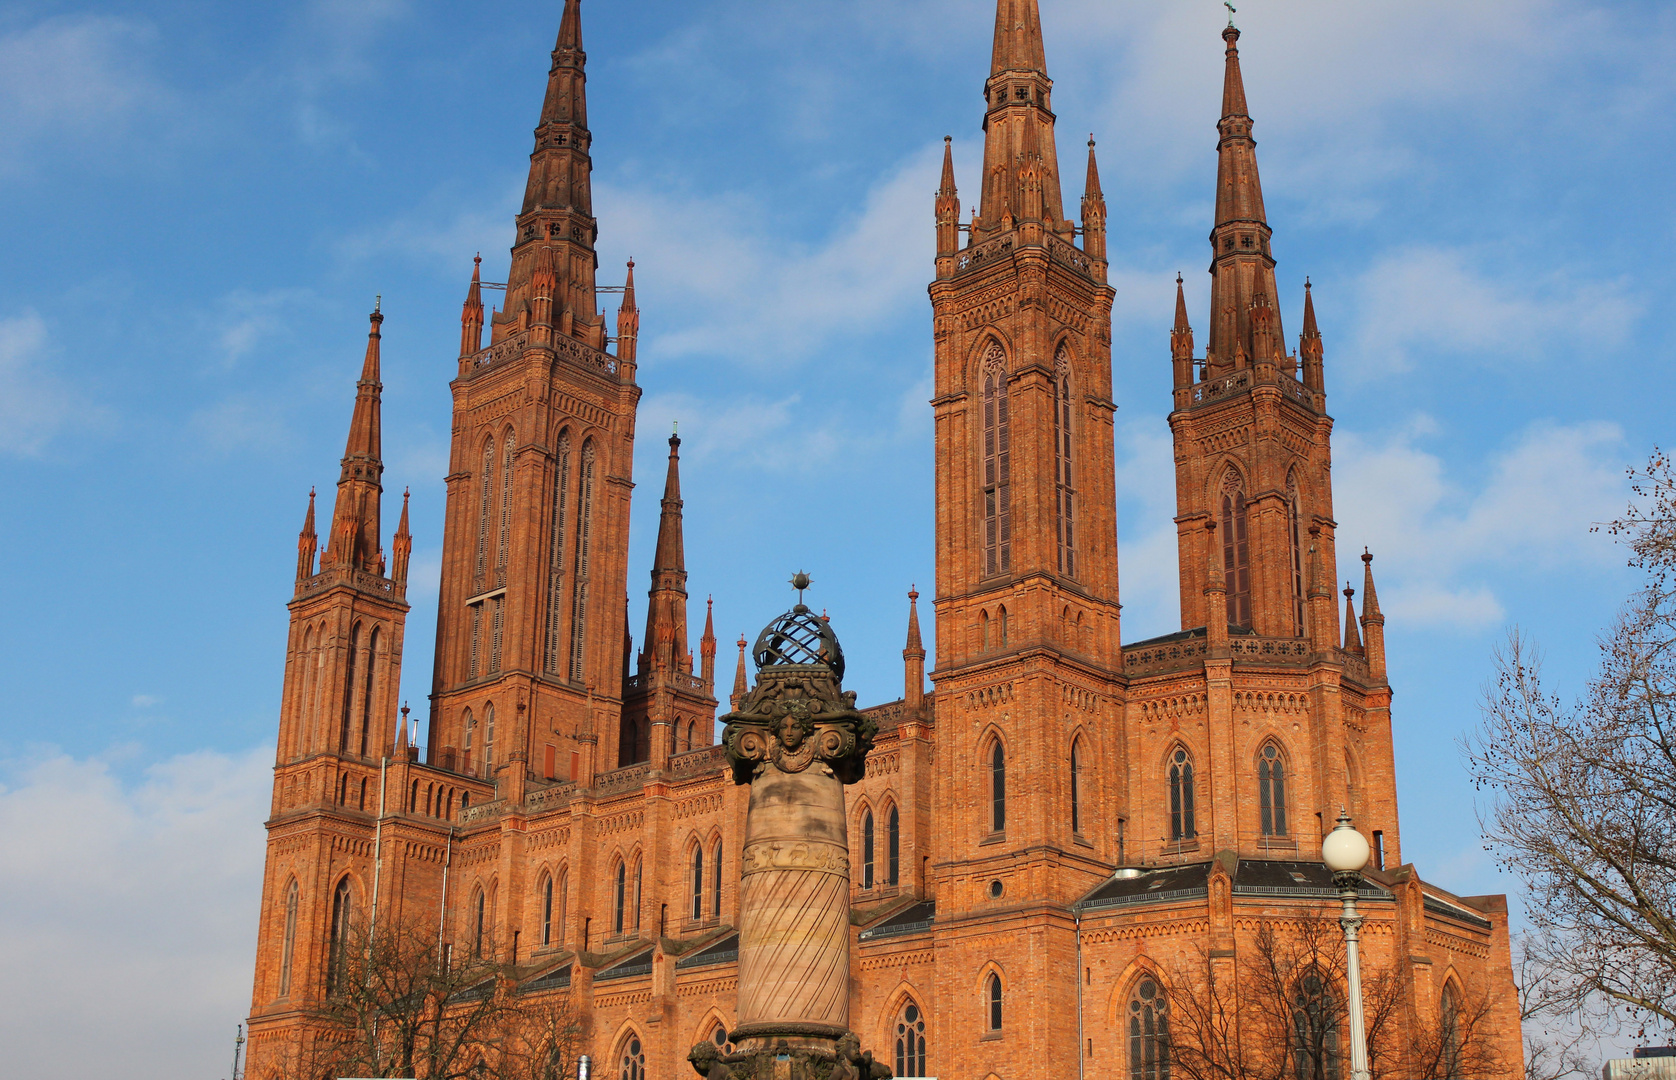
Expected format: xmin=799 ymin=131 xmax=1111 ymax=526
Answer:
xmin=1322 ymin=811 xmax=1370 ymax=874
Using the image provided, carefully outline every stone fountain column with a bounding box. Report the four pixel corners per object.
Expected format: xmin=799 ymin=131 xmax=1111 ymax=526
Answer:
xmin=689 ymin=595 xmax=891 ymax=1080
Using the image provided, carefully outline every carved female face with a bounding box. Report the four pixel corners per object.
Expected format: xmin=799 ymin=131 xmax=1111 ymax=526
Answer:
xmin=778 ymin=713 xmax=807 ymax=750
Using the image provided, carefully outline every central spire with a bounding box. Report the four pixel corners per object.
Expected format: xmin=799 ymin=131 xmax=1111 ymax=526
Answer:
xmin=977 ymin=0 xmax=1067 ymax=232
xmin=325 ymin=306 xmax=385 ymax=573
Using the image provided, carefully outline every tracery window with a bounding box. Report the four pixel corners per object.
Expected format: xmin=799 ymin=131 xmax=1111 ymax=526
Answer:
xmin=710 ymin=1023 xmax=735 ymax=1055
xmin=862 ymin=810 xmax=875 ymax=889
xmin=568 ymin=441 xmax=597 ymax=683
xmin=278 ymin=879 xmax=298 ymax=998
xmin=544 ymin=434 xmax=572 ymax=674
xmin=1054 ymin=346 xmax=1076 ymax=578
xmin=1290 ymin=973 xmax=1341 ymax=1080
xmin=981 ymin=342 xmax=1012 ymax=577
xmin=326 ymin=878 xmax=352 ymax=994
xmin=496 ymin=428 xmax=515 ymax=579
xmin=887 ymin=806 xmax=901 ymax=886
xmin=619 ymin=1034 xmax=646 ymax=1080
xmin=1071 ymin=739 xmax=1084 ymax=834
xmin=1259 ymin=742 xmax=1289 ymax=837
xmin=691 ymin=844 xmax=705 ymax=920
xmin=475 ymin=436 xmax=495 ymax=581
xmin=985 ymin=972 xmax=1003 ymax=1032
xmin=894 ymin=1000 xmax=927 ymax=1077
xmin=1128 ymin=978 xmax=1169 ymax=1080
xmin=989 ymin=742 xmax=1007 ymax=833
xmin=1220 ymin=468 xmax=1252 ymax=629
xmin=1287 ymin=471 xmax=1306 ymax=635
xmin=1169 ymin=748 xmax=1197 ymax=840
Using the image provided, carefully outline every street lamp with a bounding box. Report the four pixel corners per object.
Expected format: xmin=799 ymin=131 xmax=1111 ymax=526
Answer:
xmin=1322 ymin=809 xmax=1372 ymax=1080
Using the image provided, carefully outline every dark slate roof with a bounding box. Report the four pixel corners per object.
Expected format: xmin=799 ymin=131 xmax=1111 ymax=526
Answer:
xmin=1122 ymin=624 xmax=1258 ymax=650
xmin=1423 ymin=894 xmax=1492 ymax=930
xmin=520 ymin=960 xmax=573 ymax=993
xmin=1079 ymin=863 xmax=1211 ymax=912
xmin=674 ymin=931 xmax=739 ymax=970
xmin=593 ymin=944 xmax=655 ymax=983
xmin=858 ymin=900 xmax=935 ymax=942
xmin=1078 ymin=859 xmax=1390 ymax=913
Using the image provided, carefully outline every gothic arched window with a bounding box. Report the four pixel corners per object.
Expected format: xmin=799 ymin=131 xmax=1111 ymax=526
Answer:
xmin=1054 ymin=347 xmax=1076 ymax=578
xmin=475 ymin=436 xmax=495 ymax=582
xmin=710 ymin=1022 xmax=735 ymax=1055
xmin=1169 ymin=748 xmax=1197 ymax=840
xmin=1259 ymin=742 xmax=1289 ymax=837
xmin=1071 ymin=739 xmax=1084 ymax=835
xmin=540 ymin=873 xmax=554 ymax=946
xmin=862 ymin=810 xmax=876 ymax=890
xmin=691 ymin=843 xmax=705 ymax=921
xmin=472 ymin=887 xmax=487 ymax=958
xmin=496 ymin=427 xmax=515 ymax=576
xmin=1287 ymin=471 xmax=1306 ymax=635
xmin=339 ymin=623 xmax=361 ymax=753
xmin=980 ymin=610 xmax=991 ymax=652
xmin=556 ymin=870 xmax=568 ymax=947
xmin=326 ymin=877 xmax=352 ymax=994
xmin=989 ymin=742 xmax=1007 ymax=833
xmin=1128 ymin=977 xmax=1169 ymax=1080
xmin=545 ymin=434 xmax=572 ymax=674
xmin=998 ymin=605 xmax=1009 ymax=648
xmin=894 ymin=999 xmax=927 ymax=1077
xmin=981 ymin=343 xmax=1012 ymax=577
xmin=712 ymin=839 xmax=724 ymax=917
xmin=1290 ymin=973 xmax=1341 ymax=1080
xmin=462 ymin=708 xmax=474 ymax=765
xmin=619 ymin=1034 xmax=646 ymax=1080
xmin=359 ymin=627 xmax=378 ymax=756
xmin=632 ymin=860 xmax=643 ymax=933
xmin=986 ymin=972 xmax=1003 ymax=1031
xmin=1440 ymin=981 xmax=1462 ymax=1077
xmin=569 ymin=441 xmax=597 ymax=683
xmin=613 ymin=860 xmax=627 ymax=935
xmin=887 ymin=806 xmax=901 ymax=887
xmin=278 ymin=879 xmax=298 ymax=998
xmin=483 ymin=702 xmax=495 ymax=768
xmin=1220 ymin=469 xmax=1252 ymax=629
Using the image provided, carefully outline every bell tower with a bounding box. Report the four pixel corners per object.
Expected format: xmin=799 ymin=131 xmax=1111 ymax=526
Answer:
xmin=1170 ymin=25 xmax=1340 ymax=642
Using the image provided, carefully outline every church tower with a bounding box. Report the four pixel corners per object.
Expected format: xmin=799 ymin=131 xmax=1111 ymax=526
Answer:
xmin=1170 ymin=25 xmax=1340 ymax=643
xmin=429 ymin=0 xmax=643 ymax=792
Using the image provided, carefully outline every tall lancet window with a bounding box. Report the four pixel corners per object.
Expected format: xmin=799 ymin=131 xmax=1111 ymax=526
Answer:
xmin=569 ymin=441 xmax=597 ymax=683
xmin=278 ymin=879 xmax=298 ymax=998
xmin=1259 ymin=742 xmax=1289 ymax=837
xmin=340 ymin=624 xmax=361 ymax=753
xmin=545 ymin=435 xmax=572 ymax=674
xmin=1169 ymin=747 xmax=1196 ymax=840
xmin=1220 ymin=468 xmax=1252 ymax=629
xmin=475 ymin=436 xmax=495 ymax=583
xmin=358 ymin=627 xmax=378 ymax=757
xmin=326 ymin=878 xmax=352 ymax=995
xmin=981 ymin=342 xmax=1012 ymax=577
xmin=483 ymin=702 xmax=495 ymax=767
xmin=1287 ymin=471 xmax=1306 ymax=636
xmin=1054 ymin=346 xmax=1076 ymax=578
xmin=497 ymin=428 xmax=515 ymax=583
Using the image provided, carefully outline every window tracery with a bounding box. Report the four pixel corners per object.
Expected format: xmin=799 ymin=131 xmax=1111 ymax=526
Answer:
xmin=894 ymin=999 xmax=927 ymax=1077
xmin=981 ymin=342 xmax=1012 ymax=577
xmin=1169 ymin=748 xmax=1197 ymax=840
xmin=1260 ymin=742 xmax=1289 ymax=837
xmin=1128 ymin=977 xmax=1169 ymax=1080
xmin=1220 ymin=467 xmax=1252 ymax=628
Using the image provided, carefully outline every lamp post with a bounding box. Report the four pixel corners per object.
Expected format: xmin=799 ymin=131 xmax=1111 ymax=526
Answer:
xmin=1322 ymin=810 xmax=1372 ymax=1080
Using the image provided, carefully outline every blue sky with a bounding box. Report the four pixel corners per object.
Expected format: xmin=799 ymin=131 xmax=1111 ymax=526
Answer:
xmin=0 ymin=0 xmax=1670 ymax=1075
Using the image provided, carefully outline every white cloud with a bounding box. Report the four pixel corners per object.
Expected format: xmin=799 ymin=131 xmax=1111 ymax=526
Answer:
xmin=1347 ymin=246 xmax=1638 ymax=376
xmin=1335 ymin=418 xmax=1629 ymax=628
xmin=189 ymin=396 xmax=294 ymax=455
xmin=0 ymin=312 xmax=76 ymax=456
xmin=0 ymin=745 xmax=271 ymax=1080
xmin=130 ymin=694 xmax=162 ymax=709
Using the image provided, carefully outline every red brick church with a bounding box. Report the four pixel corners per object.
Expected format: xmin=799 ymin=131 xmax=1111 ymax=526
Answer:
xmin=245 ymin=2 xmax=1523 ymax=1077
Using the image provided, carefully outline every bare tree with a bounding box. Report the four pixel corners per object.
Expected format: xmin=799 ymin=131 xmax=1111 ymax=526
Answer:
xmin=1516 ymin=932 xmax=1601 ymax=1080
xmin=1465 ymin=451 xmax=1676 ymax=1030
xmin=253 ymin=913 xmax=582 ymax=1080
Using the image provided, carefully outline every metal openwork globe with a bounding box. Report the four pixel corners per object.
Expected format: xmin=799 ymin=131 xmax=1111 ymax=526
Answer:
xmin=751 ymin=572 xmax=846 ymax=680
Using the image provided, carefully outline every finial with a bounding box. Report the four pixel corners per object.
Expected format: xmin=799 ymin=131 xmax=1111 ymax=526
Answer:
xmin=1177 ymin=271 xmax=1183 ymax=285
xmin=628 ymin=257 xmax=635 ymax=269
xmin=1225 ymin=0 xmax=1237 ymax=28
xmin=474 ymin=252 xmax=481 ymax=266
xmin=945 ymin=134 xmax=951 ymax=144
xmin=673 ymin=419 xmax=678 ymax=434
xmin=374 ymin=294 xmax=381 ymax=314
xmin=1088 ymin=133 xmax=1095 ymax=148
xmin=1362 ymin=547 xmax=1372 ymax=565
xmin=790 ymin=570 xmax=813 ymax=606
xmin=1344 ymin=582 xmax=1355 ymax=599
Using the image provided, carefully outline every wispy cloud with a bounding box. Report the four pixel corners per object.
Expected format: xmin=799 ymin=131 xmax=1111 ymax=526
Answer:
xmin=0 ymin=312 xmax=77 ymax=456
xmin=0 ymin=745 xmax=271 ymax=1080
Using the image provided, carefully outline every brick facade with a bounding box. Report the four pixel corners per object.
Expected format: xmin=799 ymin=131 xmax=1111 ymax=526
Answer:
xmin=245 ymin=3 xmax=1523 ymax=1078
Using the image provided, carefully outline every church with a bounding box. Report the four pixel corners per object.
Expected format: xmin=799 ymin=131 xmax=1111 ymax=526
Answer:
xmin=244 ymin=2 xmax=1523 ymax=1078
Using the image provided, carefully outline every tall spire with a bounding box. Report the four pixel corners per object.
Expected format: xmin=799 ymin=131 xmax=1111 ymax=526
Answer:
xmin=296 ymin=488 xmax=318 ymax=583
xmin=1205 ymin=25 xmax=1281 ymax=373
xmin=500 ymin=0 xmax=602 ymax=348
xmin=325 ymin=306 xmax=385 ymax=572
xmin=1342 ymin=583 xmax=1364 ymax=654
xmin=731 ymin=635 xmax=749 ymax=711
xmin=935 ymin=137 xmax=961 ymax=258
xmin=615 ymin=259 xmax=639 ymax=371
xmin=1361 ymin=549 xmax=1386 ymax=681
xmin=391 ymin=488 xmax=412 ymax=586
xmin=904 ymin=587 xmax=926 ymax=717
xmin=459 ymin=255 xmax=483 ymax=358
xmin=640 ymin=432 xmax=690 ymax=674
xmin=700 ymin=595 xmax=717 ymax=690
xmin=1171 ymin=273 xmax=1194 ymax=388
xmin=977 ymin=0 xmax=1067 ymax=232
xmin=1299 ymin=278 xmax=1325 ymax=392
xmin=1080 ymin=137 xmax=1107 ymax=262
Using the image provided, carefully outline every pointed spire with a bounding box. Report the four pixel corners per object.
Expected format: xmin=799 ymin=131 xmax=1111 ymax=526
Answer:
xmin=1300 ymin=278 xmax=1325 ymax=393
xmin=731 ymin=635 xmax=749 ymax=711
xmin=977 ymin=0 xmax=1066 ymax=232
xmin=1343 ymin=582 xmax=1364 ymax=654
xmin=391 ymin=488 xmax=412 ymax=586
xmin=556 ymin=0 xmax=582 ymax=52
xmin=1360 ymin=550 xmax=1381 ymax=621
xmin=700 ymin=595 xmax=717 ymax=690
xmin=641 ymin=431 xmax=690 ymax=674
xmin=903 ymin=586 xmax=926 ymax=717
xmin=460 ymin=254 xmax=484 ymax=358
xmin=1361 ymin=549 xmax=1387 ymax=681
xmin=615 ymin=259 xmax=640 ymax=369
xmin=991 ymin=0 xmax=1047 ymax=75
xmin=325 ymin=305 xmax=386 ymax=573
xmin=296 ymin=488 xmax=318 ymax=582
xmin=1172 ymin=273 xmax=1195 ymax=389
xmin=1080 ymin=136 xmax=1107 ymax=262
xmin=1221 ymin=25 xmax=1249 ymax=120
xmin=936 ymin=137 xmax=962 ymax=258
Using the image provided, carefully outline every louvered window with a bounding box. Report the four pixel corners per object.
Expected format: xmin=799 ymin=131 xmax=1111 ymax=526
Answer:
xmin=544 ymin=436 xmax=572 ymax=674
xmin=1054 ymin=348 xmax=1076 ymax=578
xmin=1220 ymin=470 xmax=1252 ymax=629
xmin=496 ymin=430 xmax=515 ymax=585
xmin=568 ymin=442 xmax=596 ymax=683
xmin=981 ymin=343 xmax=1011 ymax=577
xmin=468 ymin=603 xmax=483 ymax=679
xmin=1287 ymin=472 xmax=1305 ymax=635
xmin=489 ymin=596 xmax=504 ymax=673
xmin=475 ymin=437 xmax=495 ymax=583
